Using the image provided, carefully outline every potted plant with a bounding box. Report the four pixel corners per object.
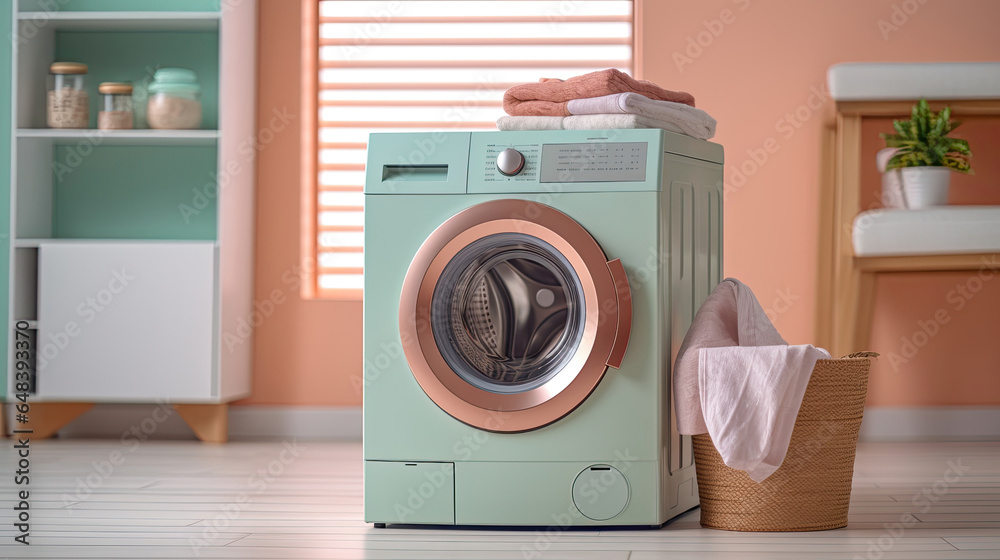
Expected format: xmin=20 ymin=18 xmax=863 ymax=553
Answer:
xmin=880 ymin=99 xmax=973 ymax=208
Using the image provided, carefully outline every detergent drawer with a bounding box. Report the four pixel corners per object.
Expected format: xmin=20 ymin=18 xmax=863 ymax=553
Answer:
xmin=364 ymin=461 xmax=455 ymax=525
xmin=365 ymin=132 xmax=470 ymax=194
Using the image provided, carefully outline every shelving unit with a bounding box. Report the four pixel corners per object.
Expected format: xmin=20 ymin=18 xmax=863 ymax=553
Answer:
xmin=3 ymin=0 xmax=258 ymax=441
xmin=16 ymin=128 xmax=220 ymax=145
xmin=16 ymin=11 xmax=221 ymax=32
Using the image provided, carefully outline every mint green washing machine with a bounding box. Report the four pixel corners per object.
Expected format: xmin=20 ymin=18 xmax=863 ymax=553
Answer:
xmin=363 ymin=129 xmax=723 ymax=528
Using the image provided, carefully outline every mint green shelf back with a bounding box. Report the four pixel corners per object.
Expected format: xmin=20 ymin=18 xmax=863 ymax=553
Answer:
xmin=56 ymin=31 xmax=219 ymax=130
xmin=0 ymin=6 xmax=12 ymax=401
xmin=18 ymin=0 xmax=221 ymax=11
xmin=52 ymin=145 xmax=218 ymax=240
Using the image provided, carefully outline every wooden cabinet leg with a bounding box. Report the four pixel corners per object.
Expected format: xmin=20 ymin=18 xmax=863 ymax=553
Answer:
xmin=834 ymin=265 xmax=878 ymax=358
xmin=174 ymin=404 xmax=229 ymax=443
xmin=853 ymin=271 xmax=878 ymax=354
xmin=815 ymin=126 xmax=838 ymax=351
xmin=832 ymin=263 xmax=855 ymax=358
xmin=22 ymin=403 xmax=95 ymax=439
xmin=831 ymin=113 xmax=863 ymax=358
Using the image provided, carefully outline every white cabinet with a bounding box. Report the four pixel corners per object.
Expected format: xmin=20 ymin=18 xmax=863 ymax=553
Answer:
xmin=3 ymin=1 xmax=257 ymax=440
xmin=37 ymin=242 xmax=216 ymax=401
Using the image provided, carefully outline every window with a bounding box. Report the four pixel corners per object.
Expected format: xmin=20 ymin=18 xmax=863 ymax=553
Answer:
xmin=312 ymin=0 xmax=634 ymax=299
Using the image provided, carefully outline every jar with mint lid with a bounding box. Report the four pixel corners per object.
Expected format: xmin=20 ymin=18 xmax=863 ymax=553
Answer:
xmin=147 ymin=68 xmax=202 ymax=129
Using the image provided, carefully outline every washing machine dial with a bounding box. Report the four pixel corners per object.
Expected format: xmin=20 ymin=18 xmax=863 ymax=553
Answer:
xmin=496 ymin=148 xmax=525 ymax=176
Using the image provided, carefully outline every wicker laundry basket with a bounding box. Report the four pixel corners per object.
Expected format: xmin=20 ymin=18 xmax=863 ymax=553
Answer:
xmin=692 ymin=352 xmax=876 ymax=532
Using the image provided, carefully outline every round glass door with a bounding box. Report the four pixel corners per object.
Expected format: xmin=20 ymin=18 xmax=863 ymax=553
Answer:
xmin=431 ymin=233 xmax=586 ymax=394
xmin=399 ymin=199 xmax=632 ymax=433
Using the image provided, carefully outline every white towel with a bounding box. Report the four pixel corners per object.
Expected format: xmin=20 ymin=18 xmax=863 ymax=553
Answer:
xmin=566 ymin=92 xmax=717 ymax=139
xmin=496 ymin=113 xmax=711 ymax=139
xmin=673 ymin=278 xmax=830 ymax=482
xmin=496 ymin=115 xmax=566 ymax=131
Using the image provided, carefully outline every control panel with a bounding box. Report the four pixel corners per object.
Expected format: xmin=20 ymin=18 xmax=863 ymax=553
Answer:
xmin=539 ymin=142 xmax=647 ymax=183
xmin=366 ymin=130 xmax=716 ymax=195
xmin=481 ymin=141 xmax=648 ymax=184
xmin=482 ymin=143 xmax=541 ymax=182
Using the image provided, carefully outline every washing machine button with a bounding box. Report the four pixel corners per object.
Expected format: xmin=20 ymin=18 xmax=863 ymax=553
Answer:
xmin=496 ymin=148 xmax=525 ymax=176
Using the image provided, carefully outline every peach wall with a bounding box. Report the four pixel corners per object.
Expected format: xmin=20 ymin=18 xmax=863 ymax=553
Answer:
xmin=237 ymin=0 xmax=362 ymax=406
xmin=643 ymin=0 xmax=1000 ymax=406
xmin=244 ymin=0 xmax=1000 ymax=408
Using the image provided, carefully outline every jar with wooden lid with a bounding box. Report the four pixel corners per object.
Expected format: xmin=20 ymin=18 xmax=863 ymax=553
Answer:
xmin=48 ymin=62 xmax=88 ymax=128
xmin=98 ymin=82 xmax=134 ymax=130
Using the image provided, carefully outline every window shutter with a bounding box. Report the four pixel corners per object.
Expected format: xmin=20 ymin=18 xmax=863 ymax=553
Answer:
xmin=316 ymin=0 xmax=633 ymax=299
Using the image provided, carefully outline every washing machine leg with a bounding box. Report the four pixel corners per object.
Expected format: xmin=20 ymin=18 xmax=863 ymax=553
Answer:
xmin=374 ymin=523 xmax=386 ymax=529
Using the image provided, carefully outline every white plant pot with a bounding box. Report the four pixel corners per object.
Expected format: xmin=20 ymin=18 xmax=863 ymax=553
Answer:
xmin=876 ymin=148 xmax=904 ymax=209
xmin=881 ymin=170 xmax=905 ymax=208
xmin=899 ymin=167 xmax=951 ymax=209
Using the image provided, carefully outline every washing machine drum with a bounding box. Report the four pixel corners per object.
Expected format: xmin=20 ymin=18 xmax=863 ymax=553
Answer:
xmin=436 ymin=233 xmax=583 ymax=393
xmin=399 ymin=200 xmax=632 ymax=433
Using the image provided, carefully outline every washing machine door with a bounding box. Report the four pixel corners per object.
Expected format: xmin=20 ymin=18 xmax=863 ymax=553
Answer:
xmin=399 ymin=199 xmax=632 ymax=432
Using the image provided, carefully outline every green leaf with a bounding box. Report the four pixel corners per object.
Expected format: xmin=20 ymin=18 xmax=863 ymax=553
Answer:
xmin=881 ymin=99 xmax=974 ymax=175
xmin=931 ymin=111 xmax=947 ymax=137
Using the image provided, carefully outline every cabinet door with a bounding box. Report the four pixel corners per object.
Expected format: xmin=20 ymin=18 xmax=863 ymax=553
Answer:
xmin=37 ymin=242 xmax=216 ymax=401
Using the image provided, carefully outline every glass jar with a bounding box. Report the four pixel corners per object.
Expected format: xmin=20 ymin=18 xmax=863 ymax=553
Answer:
xmin=47 ymin=62 xmax=88 ymax=129
xmin=146 ymin=68 xmax=202 ymax=130
xmin=98 ymin=82 xmax=134 ymax=130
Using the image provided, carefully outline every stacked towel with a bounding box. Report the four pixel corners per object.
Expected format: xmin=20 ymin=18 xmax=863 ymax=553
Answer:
xmin=497 ymin=114 xmax=669 ymax=131
xmin=673 ymin=278 xmax=831 ymax=482
xmin=503 ymin=69 xmax=695 ymax=115
xmin=498 ymin=93 xmax=717 ymax=139
xmin=499 ymin=69 xmax=717 ymax=139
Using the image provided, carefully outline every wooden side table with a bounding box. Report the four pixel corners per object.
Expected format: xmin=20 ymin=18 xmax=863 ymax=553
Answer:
xmin=819 ymin=99 xmax=1000 ymax=358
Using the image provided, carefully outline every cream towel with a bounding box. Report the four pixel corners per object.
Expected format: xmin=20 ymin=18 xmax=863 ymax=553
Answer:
xmin=496 ymin=113 xmax=708 ymax=138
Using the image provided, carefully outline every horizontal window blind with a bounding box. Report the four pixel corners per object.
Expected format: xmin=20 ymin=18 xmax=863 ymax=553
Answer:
xmin=316 ymin=0 xmax=633 ymax=299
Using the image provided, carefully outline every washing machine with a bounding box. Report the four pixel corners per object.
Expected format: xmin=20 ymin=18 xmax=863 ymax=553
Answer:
xmin=363 ymin=129 xmax=723 ymax=527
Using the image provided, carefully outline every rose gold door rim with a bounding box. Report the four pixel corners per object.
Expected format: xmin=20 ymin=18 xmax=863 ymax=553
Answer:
xmin=399 ymin=199 xmax=628 ymax=432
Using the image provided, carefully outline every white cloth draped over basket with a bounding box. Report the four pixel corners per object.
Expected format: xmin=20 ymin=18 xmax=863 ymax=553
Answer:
xmin=673 ymin=278 xmax=830 ymax=482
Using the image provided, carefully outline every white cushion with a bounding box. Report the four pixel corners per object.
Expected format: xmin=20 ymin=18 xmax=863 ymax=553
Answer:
xmin=853 ymin=206 xmax=1000 ymax=257
xmin=828 ymin=62 xmax=1000 ymax=101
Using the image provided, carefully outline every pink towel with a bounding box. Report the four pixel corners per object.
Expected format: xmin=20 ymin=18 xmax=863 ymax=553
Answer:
xmin=503 ymin=69 xmax=696 ymax=116
xmin=673 ymin=278 xmax=830 ymax=482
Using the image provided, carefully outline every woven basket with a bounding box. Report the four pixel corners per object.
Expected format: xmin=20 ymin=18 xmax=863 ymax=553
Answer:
xmin=692 ymin=353 xmax=875 ymax=531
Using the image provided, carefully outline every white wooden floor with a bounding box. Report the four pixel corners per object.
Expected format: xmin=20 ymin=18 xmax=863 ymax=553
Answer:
xmin=0 ymin=439 xmax=997 ymax=559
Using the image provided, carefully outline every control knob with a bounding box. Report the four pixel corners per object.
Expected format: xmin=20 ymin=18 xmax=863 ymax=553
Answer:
xmin=496 ymin=148 xmax=525 ymax=176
